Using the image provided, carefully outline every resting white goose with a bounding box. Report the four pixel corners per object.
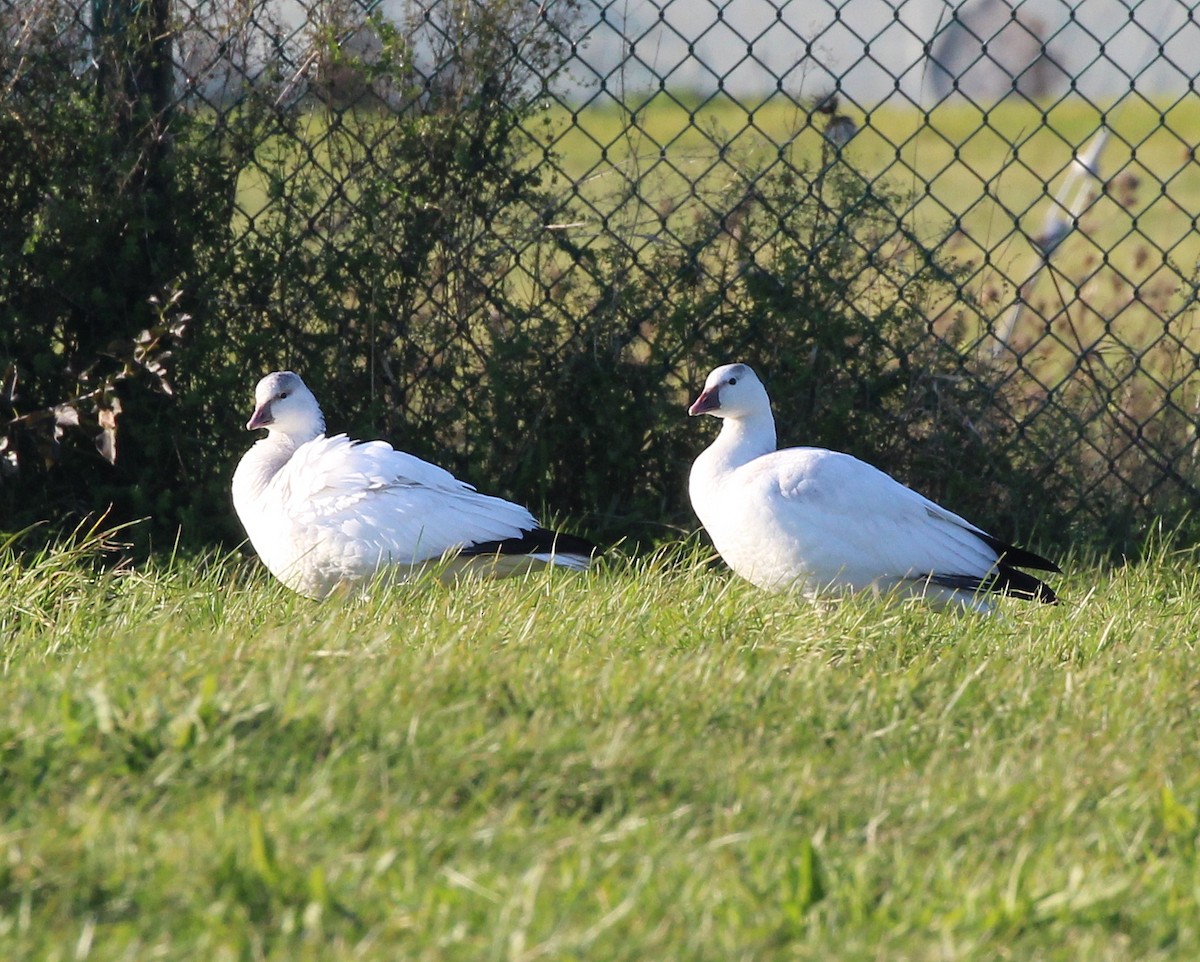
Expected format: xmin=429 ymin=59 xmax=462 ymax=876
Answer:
xmin=687 ymin=363 xmax=1059 ymax=611
xmin=232 ymin=371 xmax=595 ymax=598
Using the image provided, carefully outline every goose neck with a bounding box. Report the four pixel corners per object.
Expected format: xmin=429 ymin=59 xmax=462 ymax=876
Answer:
xmin=715 ymin=412 xmax=776 ymax=465
xmin=235 ymin=435 xmax=297 ymax=500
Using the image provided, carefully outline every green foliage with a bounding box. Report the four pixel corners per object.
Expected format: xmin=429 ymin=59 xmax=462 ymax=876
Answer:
xmin=0 ymin=1 xmax=251 ymax=545
xmin=0 ymin=0 xmax=1110 ymax=556
xmin=495 ymin=153 xmax=1059 ymax=544
xmin=0 ymin=0 xmax=585 ymax=549
xmin=4 ymin=535 xmax=1200 ymax=959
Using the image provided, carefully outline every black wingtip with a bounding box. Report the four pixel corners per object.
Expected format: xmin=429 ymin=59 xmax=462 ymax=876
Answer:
xmin=458 ymin=527 xmax=598 ymax=561
xmin=930 ymin=565 xmax=1059 ymax=605
xmin=975 ymin=533 xmax=1061 ymax=573
xmin=995 ymin=564 xmax=1059 ymax=604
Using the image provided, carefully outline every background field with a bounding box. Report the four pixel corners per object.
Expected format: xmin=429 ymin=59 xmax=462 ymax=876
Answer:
xmin=236 ymin=90 xmax=1200 ymax=370
xmin=5 ymin=531 xmax=1200 ymax=961
xmin=540 ymin=90 xmax=1200 ymax=362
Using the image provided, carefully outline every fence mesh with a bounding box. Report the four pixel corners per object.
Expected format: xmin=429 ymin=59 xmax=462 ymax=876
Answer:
xmin=4 ymin=0 xmax=1200 ymax=546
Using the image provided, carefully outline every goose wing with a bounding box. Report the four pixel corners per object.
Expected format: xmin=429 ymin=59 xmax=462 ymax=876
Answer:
xmin=273 ymin=434 xmax=538 ymax=563
xmin=758 ymin=448 xmax=1054 ymax=595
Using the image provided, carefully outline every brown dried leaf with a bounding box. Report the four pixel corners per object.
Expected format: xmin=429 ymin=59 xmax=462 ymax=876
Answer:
xmin=53 ymin=404 xmax=80 ymax=428
xmin=95 ymin=405 xmax=120 ymax=465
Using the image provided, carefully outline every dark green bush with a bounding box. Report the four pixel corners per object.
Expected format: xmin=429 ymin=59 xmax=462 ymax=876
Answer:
xmin=0 ymin=0 xmax=582 ymax=549
xmin=0 ymin=1 xmax=240 ymax=547
xmin=477 ymin=156 xmax=1075 ymax=547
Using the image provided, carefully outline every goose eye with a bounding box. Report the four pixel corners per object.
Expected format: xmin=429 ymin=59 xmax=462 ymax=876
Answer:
xmin=728 ymin=377 xmax=738 ymax=386
xmin=278 ymin=391 xmax=290 ymax=400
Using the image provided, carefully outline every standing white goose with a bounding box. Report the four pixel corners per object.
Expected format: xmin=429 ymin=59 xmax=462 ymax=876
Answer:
xmin=687 ymin=363 xmax=1059 ymax=610
xmin=232 ymin=371 xmax=595 ymax=598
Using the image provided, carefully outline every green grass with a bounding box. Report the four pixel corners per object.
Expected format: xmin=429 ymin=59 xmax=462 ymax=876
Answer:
xmin=544 ymin=91 xmax=1200 ymax=341
xmin=537 ymin=91 xmax=1200 ymax=478
xmin=4 ymin=529 xmax=1200 ymax=960
xmin=540 ymin=91 xmax=1200 ymax=267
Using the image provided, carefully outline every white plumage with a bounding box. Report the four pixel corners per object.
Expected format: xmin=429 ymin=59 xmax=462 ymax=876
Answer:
xmin=232 ymin=372 xmax=594 ymax=598
xmin=687 ymin=363 xmax=1059 ymax=611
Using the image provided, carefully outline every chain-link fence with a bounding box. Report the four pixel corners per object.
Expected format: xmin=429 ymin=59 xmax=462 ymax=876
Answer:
xmin=3 ymin=0 xmax=1199 ymax=548
xmin=545 ymin=0 xmax=1200 ymax=540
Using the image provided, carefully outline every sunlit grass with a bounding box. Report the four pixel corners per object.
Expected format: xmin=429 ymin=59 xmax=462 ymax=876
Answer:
xmin=3 ymin=529 xmax=1200 ymax=960
xmin=537 ymin=91 xmax=1200 ymax=261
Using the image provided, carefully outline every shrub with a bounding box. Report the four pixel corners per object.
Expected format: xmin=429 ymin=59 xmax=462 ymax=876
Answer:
xmin=0 ymin=0 xmax=581 ymax=549
xmin=0 ymin=0 xmax=246 ymax=545
xmin=482 ymin=151 xmax=1066 ymax=546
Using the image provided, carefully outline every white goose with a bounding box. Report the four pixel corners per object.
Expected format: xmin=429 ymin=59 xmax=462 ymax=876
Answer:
xmin=687 ymin=363 xmax=1059 ymax=611
xmin=232 ymin=371 xmax=595 ymax=598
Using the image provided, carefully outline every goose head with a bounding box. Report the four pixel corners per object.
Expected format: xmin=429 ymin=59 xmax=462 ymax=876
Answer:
xmin=246 ymin=371 xmax=326 ymax=443
xmin=687 ymin=363 xmax=770 ymax=419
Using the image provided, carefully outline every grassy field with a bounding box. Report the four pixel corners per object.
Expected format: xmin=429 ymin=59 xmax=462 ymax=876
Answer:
xmin=539 ymin=91 xmax=1200 ymax=359
xmin=541 ymin=90 xmax=1200 ymax=275
xmin=242 ymin=90 xmax=1200 ymax=317
xmin=4 ymin=528 xmax=1200 ymax=961
xmin=241 ymin=91 xmax=1200 ymax=415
